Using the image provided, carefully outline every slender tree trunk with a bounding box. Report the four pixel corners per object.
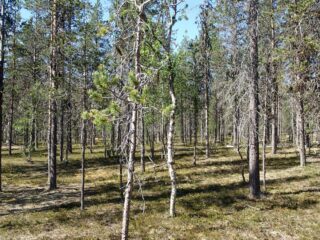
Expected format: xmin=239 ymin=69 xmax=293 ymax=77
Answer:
xmin=140 ymin=108 xmax=145 ymax=172
xmin=80 ymin=98 xmax=87 ymax=210
xmin=248 ymin=0 xmax=260 ymax=198
xmin=167 ymin=67 xmax=177 ymax=217
xmin=66 ymin=101 xmax=72 ymax=154
xmin=111 ymin=122 xmax=115 ymax=155
xmin=121 ymin=2 xmax=149 ymax=237
xmin=80 ymin=121 xmax=86 ymax=210
xmin=151 ymin=110 xmax=155 ymax=161
xmin=204 ymin=82 xmax=209 ymax=157
xmin=80 ymin=5 xmax=89 ymax=209
xmin=89 ymin=122 xmax=93 ymax=154
xmin=262 ymin=85 xmax=268 ymax=192
xmin=102 ymin=127 xmax=107 ymax=160
xmin=60 ymin=102 xmax=64 ymax=162
xmin=116 ymin=119 xmax=124 ymax=199
xmin=8 ymin=83 xmax=14 ymax=156
xmin=66 ymin=13 xmax=73 ymax=155
xmin=296 ymin=97 xmax=306 ymax=166
xmin=48 ymin=0 xmax=58 ymax=190
xmin=180 ymin=98 xmax=184 ymax=144
xmin=214 ymin=97 xmax=218 ymax=143
xmin=193 ymin=97 xmax=198 ymax=166
xmin=165 ymin=1 xmax=178 ymax=217
xmin=8 ymin=21 xmax=16 ymax=156
xmin=270 ymin=0 xmax=278 ymax=154
xmin=0 ymin=0 xmax=5 ymax=192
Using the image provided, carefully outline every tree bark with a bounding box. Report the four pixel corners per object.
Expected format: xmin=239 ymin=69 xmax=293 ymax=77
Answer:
xmin=140 ymin=108 xmax=145 ymax=172
xmin=248 ymin=0 xmax=260 ymax=198
xmin=121 ymin=2 xmax=149 ymax=237
xmin=296 ymin=97 xmax=306 ymax=166
xmin=60 ymin=102 xmax=64 ymax=162
xmin=0 ymin=0 xmax=5 ymax=192
xmin=193 ymin=97 xmax=198 ymax=166
xmin=270 ymin=0 xmax=278 ymax=155
xmin=165 ymin=0 xmax=178 ymax=217
xmin=80 ymin=93 xmax=87 ymax=210
xmin=48 ymin=0 xmax=58 ymax=190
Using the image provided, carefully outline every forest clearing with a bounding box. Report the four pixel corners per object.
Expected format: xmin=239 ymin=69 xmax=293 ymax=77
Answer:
xmin=0 ymin=143 xmax=319 ymax=239
xmin=0 ymin=0 xmax=319 ymax=239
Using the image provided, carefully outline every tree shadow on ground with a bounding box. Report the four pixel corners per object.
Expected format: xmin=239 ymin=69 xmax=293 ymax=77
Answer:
xmin=0 ymin=182 xmax=121 ymax=216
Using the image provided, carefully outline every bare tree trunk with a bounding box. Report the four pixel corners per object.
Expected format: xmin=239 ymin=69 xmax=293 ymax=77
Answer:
xmin=80 ymin=103 xmax=87 ymax=210
xmin=8 ymin=78 xmax=14 ymax=156
xmin=262 ymin=87 xmax=268 ymax=192
xmin=151 ymin=110 xmax=155 ymax=161
xmin=167 ymin=69 xmax=177 ymax=217
xmin=116 ymin=119 xmax=124 ymax=199
xmin=80 ymin=4 xmax=90 ymax=209
xmin=48 ymin=0 xmax=58 ymax=190
xmin=296 ymin=97 xmax=306 ymax=166
xmin=8 ymin=20 xmax=16 ymax=156
xmin=193 ymin=97 xmax=198 ymax=166
xmin=60 ymin=102 xmax=64 ymax=162
xmin=180 ymin=98 xmax=185 ymax=144
xmin=200 ymin=5 xmax=210 ymax=157
xmin=248 ymin=0 xmax=260 ymax=198
xmin=111 ymin=123 xmax=115 ymax=155
xmin=66 ymin=10 xmax=73 ymax=156
xmin=204 ymin=83 xmax=209 ymax=157
xmin=140 ymin=109 xmax=145 ymax=172
xmin=102 ymin=127 xmax=107 ymax=160
xmin=89 ymin=122 xmax=94 ymax=154
xmin=0 ymin=0 xmax=6 ymax=192
xmin=270 ymin=0 xmax=278 ymax=154
xmin=214 ymin=97 xmax=218 ymax=143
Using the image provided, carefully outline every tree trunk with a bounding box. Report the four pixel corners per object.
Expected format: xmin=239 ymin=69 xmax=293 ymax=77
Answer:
xmin=121 ymin=3 xmax=148 ymax=237
xmin=151 ymin=110 xmax=155 ymax=161
xmin=60 ymin=102 xmax=64 ymax=162
xmin=140 ymin=108 xmax=145 ymax=172
xmin=0 ymin=0 xmax=5 ymax=192
xmin=48 ymin=0 xmax=58 ymax=190
xmin=270 ymin=0 xmax=278 ymax=154
xmin=8 ymin=83 xmax=14 ymax=156
xmin=102 ymin=127 xmax=107 ymax=160
xmin=193 ymin=97 xmax=198 ymax=166
xmin=296 ymin=97 xmax=306 ymax=166
xmin=165 ymin=1 xmax=178 ymax=217
xmin=262 ymin=85 xmax=268 ymax=192
xmin=180 ymin=98 xmax=185 ymax=144
xmin=80 ymin=106 xmax=87 ymax=210
xmin=248 ymin=0 xmax=260 ymax=198
xmin=167 ymin=68 xmax=177 ymax=217
xmin=8 ymin=19 xmax=16 ymax=156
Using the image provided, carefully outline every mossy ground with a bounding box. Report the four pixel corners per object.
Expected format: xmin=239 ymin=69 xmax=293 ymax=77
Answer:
xmin=0 ymin=143 xmax=319 ymax=239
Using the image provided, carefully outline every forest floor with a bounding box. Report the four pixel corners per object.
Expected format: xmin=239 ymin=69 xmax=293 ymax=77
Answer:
xmin=0 ymin=143 xmax=319 ymax=240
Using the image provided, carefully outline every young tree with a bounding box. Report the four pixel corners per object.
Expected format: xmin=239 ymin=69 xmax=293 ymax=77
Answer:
xmin=162 ymin=0 xmax=179 ymax=217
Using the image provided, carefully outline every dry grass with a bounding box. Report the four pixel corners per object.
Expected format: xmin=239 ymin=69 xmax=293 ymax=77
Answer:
xmin=0 ymin=143 xmax=319 ymax=239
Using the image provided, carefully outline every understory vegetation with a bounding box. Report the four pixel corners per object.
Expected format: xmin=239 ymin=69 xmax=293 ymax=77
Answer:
xmin=1 ymin=143 xmax=319 ymax=239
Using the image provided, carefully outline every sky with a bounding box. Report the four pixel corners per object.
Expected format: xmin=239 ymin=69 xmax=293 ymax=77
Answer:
xmin=174 ymin=0 xmax=203 ymax=46
xmin=21 ymin=0 xmax=202 ymax=47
